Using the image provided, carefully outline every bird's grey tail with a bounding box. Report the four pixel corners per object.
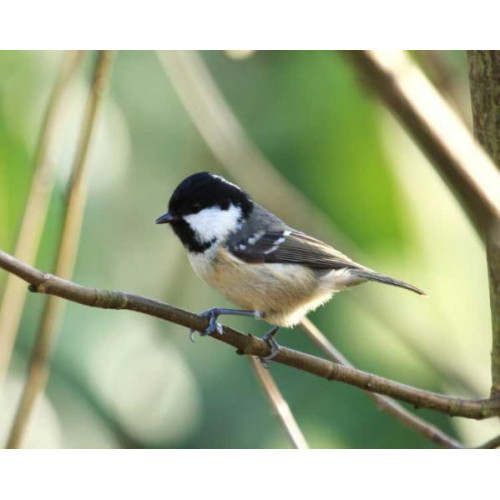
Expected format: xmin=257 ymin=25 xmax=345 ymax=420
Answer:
xmin=354 ymin=270 xmax=426 ymax=296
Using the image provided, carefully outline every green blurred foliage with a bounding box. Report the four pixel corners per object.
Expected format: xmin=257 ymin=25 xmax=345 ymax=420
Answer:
xmin=206 ymin=51 xmax=405 ymax=249
xmin=0 ymin=51 xmax=496 ymax=448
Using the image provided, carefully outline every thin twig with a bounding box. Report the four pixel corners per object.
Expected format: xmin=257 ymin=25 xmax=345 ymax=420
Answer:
xmin=414 ymin=51 xmax=469 ymax=121
xmin=477 ymin=434 xmax=500 ymax=449
xmin=0 ymin=51 xmax=84 ymax=393
xmin=6 ymin=51 xmax=114 ymax=449
xmin=158 ymin=49 xmax=477 ymax=397
xmin=299 ymin=318 xmax=463 ymax=448
xmin=344 ymin=50 xmax=500 ymax=239
xmin=156 ymin=50 xmax=349 ymax=246
xmin=1 ymin=249 xmax=499 ymax=420
xmin=357 ymin=294 xmax=480 ymax=398
xmin=249 ymin=356 xmax=309 ymax=449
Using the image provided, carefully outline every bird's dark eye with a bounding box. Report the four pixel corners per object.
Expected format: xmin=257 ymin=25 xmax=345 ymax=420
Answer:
xmin=191 ymin=203 xmax=202 ymax=213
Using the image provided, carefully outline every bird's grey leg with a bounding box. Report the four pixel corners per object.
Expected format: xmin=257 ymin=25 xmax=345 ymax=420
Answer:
xmin=259 ymin=326 xmax=280 ymax=368
xmin=190 ymin=308 xmax=258 ymax=342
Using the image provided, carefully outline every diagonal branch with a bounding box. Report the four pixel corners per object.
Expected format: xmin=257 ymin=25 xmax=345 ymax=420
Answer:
xmin=477 ymin=434 xmax=500 ymax=449
xmin=249 ymin=356 xmax=309 ymax=449
xmin=158 ymin=49 xmax=477 ymax=397
xmin=299 ymin=318 xmax=463 ymax=448
xmin=413 ymin=51 xmax=469 ymax=121
xmin=0 ymin=51 xmax=84 ymax=394
xmin=1 ymin=249 xmax=499 ymax=420
xmin=156 ymin=50 xmax=351 ymax=247
xmin=301 ymin=317 xmax=500 ymax=449
xmin=344 ymin=50 xmax=500 ymax=239
xmin=6 ymin=51 xmax=114 ymax=449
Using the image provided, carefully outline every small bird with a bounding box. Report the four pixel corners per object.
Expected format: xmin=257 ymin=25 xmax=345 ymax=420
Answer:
xmin=156 ymin=172 xmax=425 ymax=363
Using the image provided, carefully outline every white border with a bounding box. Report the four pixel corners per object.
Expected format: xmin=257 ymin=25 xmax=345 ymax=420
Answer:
xmin=0 ymin=450 xmax=497 ymax=499
xmin=0 ymin=1 xmax=498 ymax=49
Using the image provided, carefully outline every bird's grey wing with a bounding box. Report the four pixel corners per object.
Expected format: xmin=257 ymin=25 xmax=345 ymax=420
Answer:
xmin=227 ymin=229 xmax=364 ymax=270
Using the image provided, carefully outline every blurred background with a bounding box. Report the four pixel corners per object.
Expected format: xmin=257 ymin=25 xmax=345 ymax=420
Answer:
xmin=0 ymin=50 xmax=497 ymax=448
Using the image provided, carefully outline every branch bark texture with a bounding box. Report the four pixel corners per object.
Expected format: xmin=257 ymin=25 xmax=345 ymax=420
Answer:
xmin=299 ymin=318 xmax=463 ymax=448
xmin=1 ymin=249 xmax=499 ymax=420
xmin=6 ymin=51 xmax=114 ymax=449
xmin=159 ymin=50 xmax=476 ymax=397
xmin=467 ymin=50 xmax=500 ymax=396
xmin=344 ymin=50 xmax=500 ymax=239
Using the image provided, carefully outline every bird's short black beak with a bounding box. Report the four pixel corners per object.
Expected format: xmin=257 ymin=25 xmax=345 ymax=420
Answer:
xmin=155 ymin=212 xmax=176 ymax=224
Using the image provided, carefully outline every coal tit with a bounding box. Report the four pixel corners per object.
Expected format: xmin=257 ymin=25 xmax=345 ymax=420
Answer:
xmin=156 ymin=172 xmax=425 ymax=362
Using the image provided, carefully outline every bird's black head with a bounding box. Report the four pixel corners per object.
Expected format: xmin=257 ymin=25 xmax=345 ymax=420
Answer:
xmin=167 ymin=172 xmax=252 ymax=218
xmin=156 ymin=172 xmax=253 ymax=252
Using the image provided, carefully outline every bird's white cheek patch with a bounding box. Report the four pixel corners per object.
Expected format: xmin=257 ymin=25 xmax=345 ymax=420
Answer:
xmin=184 ymin=205 xmax=242 ymax=243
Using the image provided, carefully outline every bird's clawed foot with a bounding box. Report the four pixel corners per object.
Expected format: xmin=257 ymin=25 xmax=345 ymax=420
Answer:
xmin=189 ymin=309 xmax=280 ymax=366
xmin=259 ymin=326 xmax=280 ymax=368
xmin=189 ymin=308 xmax=257 ymax=342
xmin=190 ymin=308 xmax=224 ymax=342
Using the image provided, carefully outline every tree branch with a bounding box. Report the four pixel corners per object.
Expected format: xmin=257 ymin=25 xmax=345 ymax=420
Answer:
xmin=158 ymin=49 xmax=477 ymax=398
xmin=157 ymin=50 xmax=352 ymax=249
xmin=467 ymin=51 xmax=500 ymax=397
xmin=0 ymin=51 xmax=84 ymax=394
xmin=1 ymin=249 xmax=499 ymax=420
xmin=6 ymin=51 xmax=114 ymax=449
xmin=477 ymin=434 xmax=500 ymax=449
xmin=414 ymin=51 xmax=469 ymax=121
xmin=344 ymin=50 xmax=500 ymax=239
xmin=299 ymin=318 xmax=463 ymax=448
xmin=302 ymin=319 xmax=500 ymax=448
xmin=249 ymin=356 xmax=309 ymax=449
